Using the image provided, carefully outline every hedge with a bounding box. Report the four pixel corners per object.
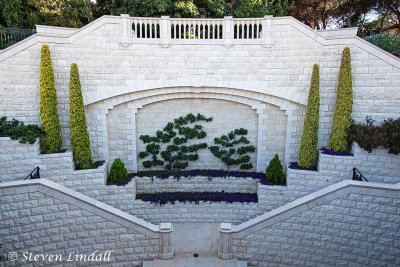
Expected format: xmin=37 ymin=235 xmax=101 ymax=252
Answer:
xmin=330 ymin=47 xmax=353 ymax=152
xmin=69 ymin=63 xmax=93 ymax=169
xmin=39 ymin=44 xmax=62 ymax=153
xmin=298 ymin=64 xmax=320 ymax=168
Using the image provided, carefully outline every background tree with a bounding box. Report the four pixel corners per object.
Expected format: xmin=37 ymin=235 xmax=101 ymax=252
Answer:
xmin=139 ymin=113 xmax=212 ymax=170
xmin=330 ymin=47 xmax=353 ymax=152
xmin=69 ymin=63 xmax=93 ymax=169
xmin=209 ymin=128 xmax=255 ymax=170
xmin=40 ymin=44 xmax=62 ymax=153
xmin=298 ymin=64 xmax=320 ymax=169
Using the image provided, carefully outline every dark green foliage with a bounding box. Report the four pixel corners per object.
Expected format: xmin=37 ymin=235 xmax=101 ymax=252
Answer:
xmin=265 ymin=154 xmax=286 ymax=185
xmin=298 ymin=64 xmax=320 ymax=169
xmin=209 ymin=128 xmax=256 ymax=170
xmin=349 ymin=116 xmax=400 ymax=155
xmin=69 ymin=63 xmax=93 ymax=169
xmin=108 ymin=158 xmax=128 ymax=184
xmin=40 ymin=44 xmax=62 ymax=153
xmin=364 ymin=33 xmax=400 ymax=57
xmin=330 ymin=47 xmax=353 ymax=152
xmin=0 ymin=243 xmax=6 ymax=262
xmin=0 ymin=116 xmax=41 ymax=144
xmin=139 ymin=113 xmax=212 ymax=171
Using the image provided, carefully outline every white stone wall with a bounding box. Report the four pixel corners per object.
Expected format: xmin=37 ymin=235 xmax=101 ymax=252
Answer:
xmin=233 ymin=191 xmax=400 ymax=267
xmin=135 ymin=176 xmax=258 ymax=194
xmin=1 ymin=15 xmax=398 ymax=166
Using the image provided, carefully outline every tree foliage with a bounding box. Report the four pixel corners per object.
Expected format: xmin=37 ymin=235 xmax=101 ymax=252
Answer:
xmin=69 ymin=63 xmax=93 ymax=169
xmin=330 ymin=47 xmax=353 ymax=152
xmin=139 ymin=113 xmax=212 ymax=171
xmin=209 ymin=128 xmax=255 ymax=170
xmin=265 ymin=154 xmax=286 ymax=185
xmin=298 ymin=64 xmax=320 ymax=169
xmin=0 ymin=116 xmax=41 ymax=144
xmin=40 ymin=44 xmax=62 ymax=153
xmin=108 ymin=158 xmax=128 ymax=184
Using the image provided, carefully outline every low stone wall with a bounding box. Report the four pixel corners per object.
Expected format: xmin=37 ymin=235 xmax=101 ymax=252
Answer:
xmin=318 ymin=143 xmax=400 ymax=184
xmin=227 ymin=181 xmax=400 ymax=267
xmin=0 ymin=179 xmax=172 ymax=266
xmin=135 ymin=176 xmax=258 ymax=194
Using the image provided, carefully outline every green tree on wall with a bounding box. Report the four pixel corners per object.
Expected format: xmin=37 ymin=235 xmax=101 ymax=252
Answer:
xmin=139 ymin=113 xmax=212 ymax=171
xmin=209 ymin=128 xmax=255 ymax=170
xmin=265 ymin=153 xmax=286 ymax=184
xmin=330 ymin=47 xmax=353 ymax=152
xmin=40 ymin=44 xmax=62 ymax=153
xmin=298 ymin=63 xmax=320 ymax=168
xmin=69 ymin=63 xmax=93 ymax=169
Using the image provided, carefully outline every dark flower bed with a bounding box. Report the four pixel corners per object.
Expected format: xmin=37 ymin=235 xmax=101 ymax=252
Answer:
xmin=76 ymin=160 xmax=105 ymax=170
xmin=320 ymin=147 xmax=353 ymax=156
xmin=136 ymin=191 xmax=258 ymax=205
xmin=113 ymin=169 xmax=271 ymax=186
xmin=288 ymin=162 xmax=318 ymax=171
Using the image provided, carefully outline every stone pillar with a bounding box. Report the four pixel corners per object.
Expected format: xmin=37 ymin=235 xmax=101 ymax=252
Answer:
xmin=256 ymin=106 xmax=266 ymax=172
xmin=223 ymin=16 xmax=233 ymax=47
xmin=160 ymin=16 xmax=171 ymax=48
xmin=218 ymin=223 xmax=233 ymax=260
xmin=261 ymin=15 xmax=273 ymax=48
xmin=131 ymin=108 xmax=138 ymax=172
xmin=284 ymin=110 xmax=294 ymax=164
xmin=159 ymin=223 xmax=174 ymax=260
xmin=119 ymin=14 xmax=132 ymax=47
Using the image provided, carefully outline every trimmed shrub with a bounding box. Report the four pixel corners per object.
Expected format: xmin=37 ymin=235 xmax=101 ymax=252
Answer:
xmin=330 ymin=47 xmax=353 ymax=152
xmin=0 ymin=116 xmax=41 ymax=144
xmin=108 ymin=158 xmax=128 ymax=184
xmin=69 ymin=63 xmax=93 ymax=169
xmin=298 ymin=64 xmax=320 ymax=168
xmin=265 ymin=154 xmax=286 ymax=185
xmin=40 ymin=44 xmax=62 ymax=153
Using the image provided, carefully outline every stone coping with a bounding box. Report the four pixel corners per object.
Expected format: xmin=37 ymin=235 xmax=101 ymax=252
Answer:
xmin=227 ymin=180 xmax=400 ymax=238
xmin=37 ymin=150 xmax=72 ymax=158
xmin=0 ymin=179 xmax=169 ymax=237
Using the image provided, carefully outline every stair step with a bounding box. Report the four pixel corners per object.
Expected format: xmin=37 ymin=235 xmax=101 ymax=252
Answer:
xmin=143 ymin=256 xmax=247 ymax=267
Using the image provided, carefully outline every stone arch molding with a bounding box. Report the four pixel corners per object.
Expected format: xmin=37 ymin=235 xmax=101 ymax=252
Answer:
xmin=90 ymin=87 xmax=302 ymax=172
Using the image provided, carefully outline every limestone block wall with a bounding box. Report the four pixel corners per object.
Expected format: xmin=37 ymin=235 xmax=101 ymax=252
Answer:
xmin=0 ymin=180 xmax=168 ymax=266
xmin=135 ymin=176 xmax=258 ymax=194
xmin=231 ymin=183 xmax=400 ymax=267
xmin=1 ymin=15 xmax=399 ymax=167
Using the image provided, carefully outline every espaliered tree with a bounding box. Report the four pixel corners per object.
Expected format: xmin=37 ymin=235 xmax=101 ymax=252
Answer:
xmin=330 ymin=47 xmax=353 ymax=152
xmin=298 ymin=64 xmax=320 ymax=169
xmin=69 ymin=63 xmax=93 ymax=169
xmin=139 ymin=113 xmax=213 ymax=170
xmin=209 ymin=128 xmax=255 ymax=170
xmin=40 ymin=44 xmax=62 ymax=153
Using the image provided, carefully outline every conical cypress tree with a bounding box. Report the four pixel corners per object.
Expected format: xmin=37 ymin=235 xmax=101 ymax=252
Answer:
xmin=266 ymin=154 xmax=286 ymax=185
xmin=330 ymin=47 xmax=353 ymax=152
xmin=40 ymin=44 xmax=62 ymax=153
xmin=69 ymin=63 xmax=93 ymax=169
xmin=298 ymin=64 xmax=320 ymax=169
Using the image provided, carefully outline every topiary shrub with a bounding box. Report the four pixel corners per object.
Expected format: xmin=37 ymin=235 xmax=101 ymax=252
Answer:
xmin=0 ymin=116 xmax=41 ymax=144
xmin=298 ymin=64 xmax=320 ymax=169
xmin=40 ymin=44 xmax=62 ymax=153
xmin=108 ymin=158 xmax=128 ymax=184
xmin=209 ymin=128 xmax=256 ymax=170
xmin=265 ymin=154 xmax=286 ymax=185
xmin=69 ymin=63 xmax=93 ymax=169
xmin=139 ymin=113 xmax=212 ymax=171
xmin=330 ymin=47 xmax=353 ymax=152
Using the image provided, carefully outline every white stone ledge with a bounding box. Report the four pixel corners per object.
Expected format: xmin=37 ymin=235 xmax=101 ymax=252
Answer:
xmin=0 ymin=178 xmax=164 ymax=237
xmin=37 ymin=150 xmax=73 ymax=158
xmin=230 ymin=180 xmax=400 ymax=238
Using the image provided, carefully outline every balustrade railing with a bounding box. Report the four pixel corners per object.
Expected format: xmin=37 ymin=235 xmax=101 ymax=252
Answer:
xmin=121 ymin=15 xmax=272 ymax=46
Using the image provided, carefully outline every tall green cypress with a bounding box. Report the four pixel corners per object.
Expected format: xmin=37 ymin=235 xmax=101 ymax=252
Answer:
xmin=330 ymin=47 xmax=353 ymax=152
xmin=40 ymin=44 xmax=62 ymax=153
xmin=69 ymin=63 xmax=93 ymax=169
xmin=298 ymin=64 xmax=320 ymax=169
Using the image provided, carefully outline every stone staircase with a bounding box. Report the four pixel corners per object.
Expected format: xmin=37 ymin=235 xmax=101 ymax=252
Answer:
xmin=143 ymin=256 xmax=247 ymax=267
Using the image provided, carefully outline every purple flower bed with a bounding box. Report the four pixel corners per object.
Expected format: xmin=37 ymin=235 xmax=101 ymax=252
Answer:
xmin=320 ymin=147 xmax=353 ymax=156
xmin=288 ymin=162 xmax=318 ymax=171
xmin=114 ymin=169 xmax=271 ymax=186
xmin=136 ymin=191 xmax=258 ymax=205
